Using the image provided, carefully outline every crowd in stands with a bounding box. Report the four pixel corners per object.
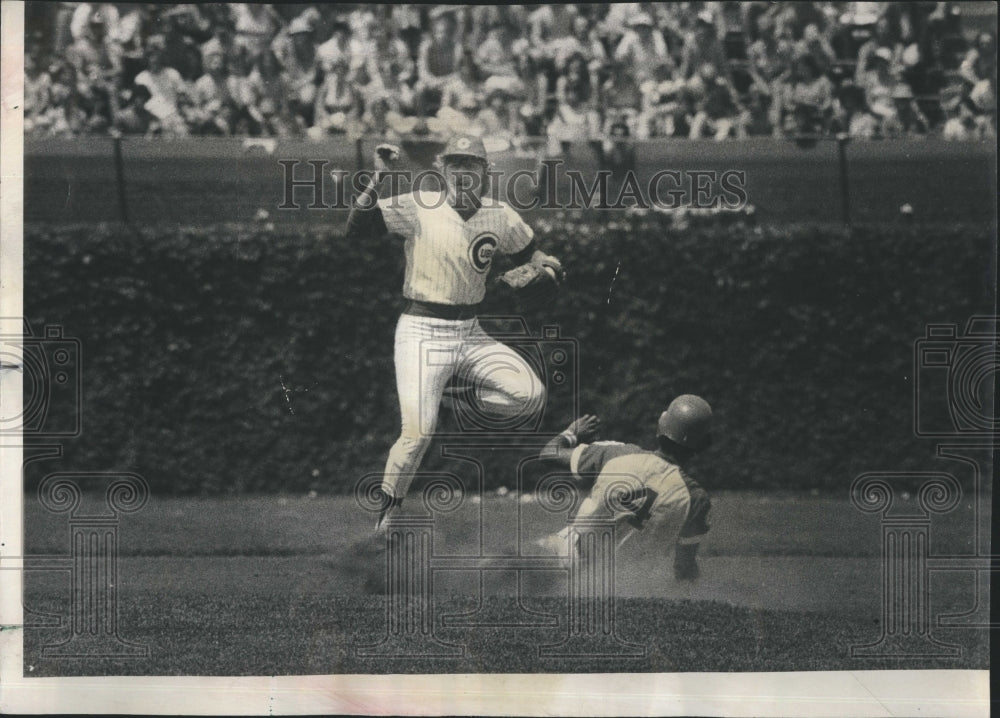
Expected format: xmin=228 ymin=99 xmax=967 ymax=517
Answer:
xmin=24 ymin=2 xmax=998 ymax=144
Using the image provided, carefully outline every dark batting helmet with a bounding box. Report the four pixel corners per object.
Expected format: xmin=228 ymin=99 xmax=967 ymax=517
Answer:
xmin=439 ymin=133 xmax=489 ymax=164
xmin=657 ymin=395 xmax=713 ymax=450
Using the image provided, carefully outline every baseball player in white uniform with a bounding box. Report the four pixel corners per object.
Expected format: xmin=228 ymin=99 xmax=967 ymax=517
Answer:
xmin=346 ymin=134 xmax=564 ymax=532
xmin=537 ymin=395 xmax=714 ymax=580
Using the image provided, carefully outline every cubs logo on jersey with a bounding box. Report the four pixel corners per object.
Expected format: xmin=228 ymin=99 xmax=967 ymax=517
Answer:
xmin=377 ymin=190 xmax=533 ymax=304
xmin=469 ymin=233 xmax=499 ymax=273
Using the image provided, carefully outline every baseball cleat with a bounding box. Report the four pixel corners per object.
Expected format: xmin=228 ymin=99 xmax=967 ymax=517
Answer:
xmin=373 ymin=495 xmax=403 ymax=534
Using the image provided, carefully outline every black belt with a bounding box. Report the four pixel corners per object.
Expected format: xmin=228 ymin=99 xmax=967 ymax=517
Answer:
xmin=404 ymin=300 xmax=479 ymax=320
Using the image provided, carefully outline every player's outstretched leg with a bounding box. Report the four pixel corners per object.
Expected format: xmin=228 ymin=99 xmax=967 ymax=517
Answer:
xmin=377 ymin=314 xmax=456 ymax=532
xmin=376 ymin=437 xmax=431 ymax=532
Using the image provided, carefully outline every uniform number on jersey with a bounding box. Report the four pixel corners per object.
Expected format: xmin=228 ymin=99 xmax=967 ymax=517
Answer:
xmin=469 ymin=233 xmax=499 ymax=273
xmin=619 ymin=487 xmax=659 ymax=529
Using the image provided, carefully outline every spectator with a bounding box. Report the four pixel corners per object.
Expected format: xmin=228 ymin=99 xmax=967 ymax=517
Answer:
xmin=960 ymin=32 xmax=997 ymax=125
xmin=614 ymin=12 xmax=673 ymax=86
xmin=359 ymin=90 xmax=402 ymax=140
xmin=471 ymin=6 xmax=529 ymax=47
xmin=441 ymin=51 xmax=481 ymax=110
xmin=569 ymin=14 xmax=609 ymax=69
xmin=942 ymin=95 xmax=994 ymax=140
xmin=250 ymin=49 xmax=296 ymax=136
xmin=416 ymin=9 xmax=463 ymax=115
xmin=528 ymin=3 xmax=578 ymax=48
xmin=601 ymin=60 xmax=643 ymax=138
xmin=856 ymin=45 xmax=901 ymax=126
xmin=687 ymin=61 xmax=747 ymax=140
xmin=69 ymin=2 xmax=119 ymax=44
xmin=227 ymin=45 xmax=265 ymax=135
xmin=830 ymin=81 xmax=881 ymax=138
xmin=511 ymin=39 xmax=548 ymax=136
xmin=959 ymin=32 xmax=997 ymax=85
xmin=371 ymin=32 xmax=419 ymax=118
xmin=679 ymin=10 xmax=729 ymax=80
xmin=603 ymin=3 xmax=643 ymax=43
xmin=550 ymin=13 xmax=606 ymax=72
xmin=548 ymin=80 xmax=601 ymax=154
xmin=366 ymin=22 xmax=414 ymax=96
xmin=273 ymin=15 xmax=320 ymax=130
xmin=775 ymin=54 xmax=833 ymax=137
xmin=638 ymin=63 xmax=689 ymax=138
xmin=556 ymin=52 xmax=596 ymax=107
xmin=65 ymin=7 xmax=122 ymax=86
xmin=346 ymin=16 xmax=391 ymax=106
xmin=743 ymin=85 xmax=776 ymax=136
xmin=112 ymin=83 xmax=155 ymax=136
xmin=771 ymin=2 xmax=819 ymax=42
xmin=431 ymin=90 xmax=486 ymax=137
xmin=348 ymin=7 xmax=378 ymax=41
xmin=312 ymin=57 xmax=358 ymax=136
xmin=478 ymin=76 xmax=526 ymax=141
xmin=133 ymin=35 xmax=190 ymax=136
xmin=112 ymin=3 xmax=150 ymax=87
xmin=468 ymin=6 xmax=500 ymax=47
xmin=44 ymin=62 xmax=90 ymax=136
xmin=24 ymin=54 xmax=54 ymax=135
xmin=189 ymin=38 xmax=232 ymax=135
xmin=65 ymin=8 xmax=121 ymax=132
xmin=391 ymin=4 xmax=425 ymax=60
xmin=231 ymin=3 xmax=284 ymax=61
xmin=796 ymin=23 xmax=837 ymax=76
xmin=48 ymin=2 xmax=78 ymax=58
xmin=652 ymin=3 xmax=690 ymax=67
xmin=831 ymin=6 xmax=879 ymax=64
xmin=856 ymin=14 xmax=906 ymax=74
xmin=746 ymin=8 xmax=796 ymax=94
xmin=883 ymin=83 xmax=930 ymax=136
xmin=477 ymin=22 xmax=517 ymax=78
xmin=315 ymin=15 xmax=352 ymax=74
xmin=110 ymin=2 xmax=146 ymax=55
xmin=160 ymin=5 xmax=214 ymax=81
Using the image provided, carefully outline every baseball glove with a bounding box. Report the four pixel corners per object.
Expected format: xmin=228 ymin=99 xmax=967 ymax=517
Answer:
xmin=496 ymin=262 xmax=561 ymax=312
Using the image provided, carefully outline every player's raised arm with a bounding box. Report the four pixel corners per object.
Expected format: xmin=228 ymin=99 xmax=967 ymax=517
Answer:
xmin=540 ymin=414 xmax=601 ymax=467
xmin=344 ymin=143 xmax=400 ymax=241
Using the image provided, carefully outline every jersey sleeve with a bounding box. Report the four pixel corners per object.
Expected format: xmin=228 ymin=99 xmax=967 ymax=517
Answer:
xmin=376 ymin=191 xmax=419 ymax=237
xmin=677 ymin=480 xmax=711 ymax=544
xmin=570 ymin=441 xmax=644 ymax=481
xmin=498 ymin=204 xmax=534 ymax=255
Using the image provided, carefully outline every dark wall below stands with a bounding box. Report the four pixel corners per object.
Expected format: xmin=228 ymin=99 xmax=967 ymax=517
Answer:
xmin=24 ymin=137 xmax=997 ymax=226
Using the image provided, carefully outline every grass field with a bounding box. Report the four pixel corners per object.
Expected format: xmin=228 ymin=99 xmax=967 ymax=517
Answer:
xmin=20 ymin=490 xmax=989 ymax=675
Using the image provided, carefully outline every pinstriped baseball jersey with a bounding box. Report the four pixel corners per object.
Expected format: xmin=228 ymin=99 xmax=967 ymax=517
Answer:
xmin=377 ymin=190 xmax=533 ymax=305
